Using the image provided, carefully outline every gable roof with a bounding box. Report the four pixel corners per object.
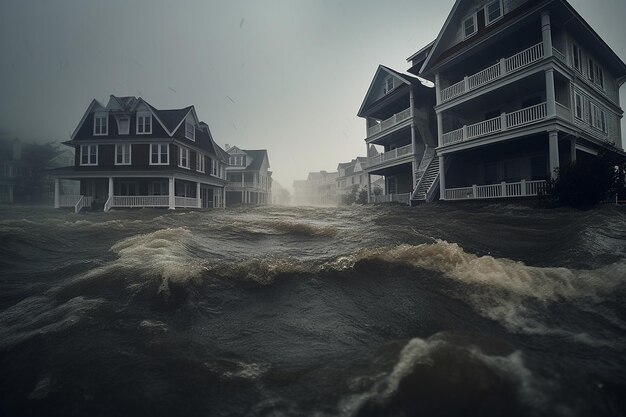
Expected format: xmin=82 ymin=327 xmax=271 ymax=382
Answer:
xmin=70 ymin=99 xmax=104 ymax=140
xmin=357 ymin=65 xmax=427 ymax=117
xmin=242 ymin=149 xmax=269 ymax=171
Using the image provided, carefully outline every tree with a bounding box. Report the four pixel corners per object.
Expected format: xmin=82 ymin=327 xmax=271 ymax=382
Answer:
xmin=15 ymin=142 xmax=62 ymax=204
xmin=342 ymin=185 xmax=359 ymax=205
xmin=546 ymin=145 xmax=624 ymax=208
xmin=356 ymin=188 xmax=368 ymax=204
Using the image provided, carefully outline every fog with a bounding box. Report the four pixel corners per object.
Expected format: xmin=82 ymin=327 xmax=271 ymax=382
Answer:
xmin=1 ymin=0 xmax=625 ymax=190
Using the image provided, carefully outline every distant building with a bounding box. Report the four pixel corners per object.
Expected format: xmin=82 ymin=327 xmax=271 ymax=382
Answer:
xmin=292 ymin=171 xmax=338 ymax=206
xmin=224 ymin=146 xmax=272 ymax=205
xmin=49 ymin=95 xmax=229 ymax=212
xmin=271 ymin=180 xmax=291 ymax=205
xmin=336 ymin=157 xmax=369 ymax=204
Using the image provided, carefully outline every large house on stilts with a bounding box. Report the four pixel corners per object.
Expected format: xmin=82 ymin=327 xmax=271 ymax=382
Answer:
xmin=362 ymin=0 xmax=626 ymax=204
xmin=50 ymin=95 xmax=229 ymax=212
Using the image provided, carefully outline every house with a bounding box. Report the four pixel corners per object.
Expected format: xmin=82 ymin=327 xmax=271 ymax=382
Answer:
xmin=357 ymin=65 xmax=438 ymax=205
xmin=49 ymin=95 xmax=229 ymax=212
xmin=224 ymin=146 xmax=272 ymax=205
xmin=411 ymin=0 xmax=626 ymax=201
xmin=336 ymin=157 xmax=369 ymax=204
xmin=292 ymin=171 xmax=338 ymax=206
xmin=292 ymin=180 xmax=308 ymax=206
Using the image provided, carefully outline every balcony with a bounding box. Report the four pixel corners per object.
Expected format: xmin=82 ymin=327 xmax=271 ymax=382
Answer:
xmin=367 ymin=108 xmax=412 ymax=138
xmin=366 ymin=144 xmax=414 ymax=169
xmin=444 ymin=180 xmax=547 ymax=200
xmin=440 ymin=42 xmax=545 ymax=103
xmin=441 ymin=102 xmax=556 ymax=146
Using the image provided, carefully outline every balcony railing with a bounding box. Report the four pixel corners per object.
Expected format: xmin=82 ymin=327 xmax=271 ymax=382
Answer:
xmin=367 ymin=108 xmax=412 ymax=137
xmin=445 ymin=180 xmax=546 ymax=200
xmin=367 ymin=144 xmax=414 ymax=168
xmin=441 ymin=102 xmax=550 ymax=146
xmin=440 ymin=42 xmax=544 ymax=103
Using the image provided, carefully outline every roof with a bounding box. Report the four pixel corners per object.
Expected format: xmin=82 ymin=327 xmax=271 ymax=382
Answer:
xmin=241 ymin=149 xmax=269 ymax=171
xmin=147 ymin=105 xmax=193 ymax=133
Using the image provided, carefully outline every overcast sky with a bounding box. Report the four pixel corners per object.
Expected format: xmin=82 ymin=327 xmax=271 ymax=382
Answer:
xmin=1 ymin=0 xmax=625 ymax=190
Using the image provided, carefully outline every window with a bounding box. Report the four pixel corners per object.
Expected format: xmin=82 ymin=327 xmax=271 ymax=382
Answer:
xmin=211 ymin=159 xmax=218 ymax=176
xmin=229 ymin=155 xmax=245 ymax=166
xmin=384 ymin=77 xmax=394 ymax=94
xmin=590 ymin=103 xmax=607 ymax=132
xmin=93 ymin=113 xmax=108 ymax=136
xmin=588 ymin=58 xmax=595 ymax=83
xmin=572 ymin=44 xmax=582 ymax=72
xmin=485 ymin=0 xmax=503 ymax=25
xmin=150 ymin=143 xmax=169 ymax=165
xmin=574 ymin=92 xmax=583 ymax=120
xmin=80 ymin=144 xmax=98 ymax=166
xmin=196 ymin=153 xmax=205 ymax=172
xmin=115 ymin=144 xmax=131 ymax=165
xmin=185 ymin=121 xmax=195 ymax=140
xmin=179 ymin=146 xmax=190 ymax=169
xmin=463 ymin=14 xmax=477 ymax=39
xmin=137 ymin=112 xmax=152 ymax=134
xmin=117 ymin=116 xmax=130 ymax=135
xmin=588 ymin=59 xmax=604 ymax=89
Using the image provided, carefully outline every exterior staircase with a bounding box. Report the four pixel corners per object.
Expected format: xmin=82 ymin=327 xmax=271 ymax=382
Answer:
xmin=411 ymin=154 xmax=439 ymax=203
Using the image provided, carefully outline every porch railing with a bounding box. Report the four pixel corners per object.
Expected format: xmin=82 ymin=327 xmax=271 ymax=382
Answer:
xmin=59 ymin=195 xmax=81 ymax=207
xmin=367 ymin=108 xmax=412 ymax=137
xmin=112 ymin=195 xmax=169 ymax=207
xmin=175 ymin=196 xmax=200 ymax=208
xmin=74 ymin=196 xmax=93 ymax=213
xmin=440 ymin=42 xmax=544 ymax=103
xmin=441 ymin=102 xmax=549 ymax=146
xmin=444 ymin=180 xmax=546 ymax=200
xmin=367 ymin=144 xmax=413 ymax=168
xmin=370 ymin=192 xmax=411 ymax=205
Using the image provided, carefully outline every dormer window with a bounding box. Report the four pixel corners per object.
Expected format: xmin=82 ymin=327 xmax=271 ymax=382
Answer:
xmin=117 ymin=116 xmax=130 ymax=135
xmin=185 ymin=121 xmax=195 ymax=141
xmin=229 ymin=155 xmax=246 ymax=166
xmin=463 ymin=14 xmax=477 ymax=39
xmin=485 ymin=0 xmax=503 ymax=26
xmin=137 ymin=112 xmax=152 ymax=134
xmin=94 ymin=113 xmax=108 ymax=136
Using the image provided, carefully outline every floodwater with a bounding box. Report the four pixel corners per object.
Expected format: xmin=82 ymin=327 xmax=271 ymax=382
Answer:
xmin=1 ymin=203 xmax=625 ymax=417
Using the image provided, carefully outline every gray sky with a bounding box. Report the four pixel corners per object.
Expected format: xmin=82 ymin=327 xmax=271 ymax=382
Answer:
xmin=1 ymin=0 xmax=625 ymax=190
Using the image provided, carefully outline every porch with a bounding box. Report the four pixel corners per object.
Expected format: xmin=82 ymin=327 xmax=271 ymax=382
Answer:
xmin=444 ymin=180 xmax=547 ymax=200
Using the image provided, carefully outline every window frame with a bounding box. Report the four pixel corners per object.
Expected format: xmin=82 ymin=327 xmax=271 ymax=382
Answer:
xmin=178 ymin=146 xmax=190 ymax=169
xmin=149 ymin=143 xmax=169 ymax=165
xmin=115 ymin=143 xmax=132 ymax=165
xmin=574 ymin=92 xmax=583 ymax=120
xmin=80 ymin=144 xmax=98 ymax=166
xmin=93 ymin=113 xmax=108 ymax=136
xmin=185 ymin=121 xmax=195 ymax=141
xmin=462 ymin=14 xmax=478 ymax=39
xmin=484 ymin=0 xmax=503 ymax=26
xmin=196 ymin=152 xmax=205 ymax=172
xmin=572 ymin=43 xmax=582 ymax=73
xmin=117 ymin=116 xmax=130 ymax=135
xmin=384 ymin=77 xmax=394 ymax=94
xmin=136 ymin=111 xmax=153 ymax=135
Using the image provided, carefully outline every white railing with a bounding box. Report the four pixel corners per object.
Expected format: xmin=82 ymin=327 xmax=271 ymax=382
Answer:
xmin=506 ymin=102 xmax=547 ymax=128
xmin=104 ymin=195 xmax=112 ymax=212
xmin=368 ymin=144 xmax=413 ymax=168
xmin=445 ymin=180 xmax=546 ymax=200
xmin=442 ymin=128 xmax=464 ymax=145
xmin=442 ymin=102 xmax=551 ymax=146
xmin=467 ymin=116 xmax=501 ymax=139
xmin=441 ymin=79 xmax=465 ymax=102
xmin=175 ymin=196 xmax=199 ymax=208
xmin=367 ymin=108 xmax=412 ymax=137
xmin=468 ymin=62 xmax=501 ymax=90
xmin=59 ymin=195 xmax=81 ymax=207
xmin=112 ymin=195 xmax=169 ymax=208
xmin=440 ymin=42 xmax=544 ymax=103
xmin=505 ymin=42 xmax=544 ymax=73
xmin=74 ymin=195 xmax=93 ymax=213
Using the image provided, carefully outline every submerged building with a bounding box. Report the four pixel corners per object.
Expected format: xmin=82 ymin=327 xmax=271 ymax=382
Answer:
xmin=225 ymin=146 xmax=272 ymax=205
xmin=50 ymin=95 xmax=229 ymax=212
xmin=361 ymin=0 xmax=626 ymax=204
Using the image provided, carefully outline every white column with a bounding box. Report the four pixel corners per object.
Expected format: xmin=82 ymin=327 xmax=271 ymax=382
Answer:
xmin=548 ymin=130 xmax=560 ymax=179
xmin=411 ymin=123 xmax=418 ymax=187
xmin=434 ymin=73 xmax=441 ymax=105
xmin=168 ymin=177 xmax=175 ymax=209
xmin=222 ymin=187 xmax=226 ymax=209
xmin=437 ymin=112 xmax=443 ymax=147
xmin=54 ymin=178 xmax=60 ymax=208
xmin=545 ymin=69 xmax=556 ymax=117
xmin=541 ymin=11 xmax=553 ymax=57
xmin=439 ymin=155 xmax=446 ymax=200
xmin=570 ymin=138 xmax=577 ymax=163
xmin=367 ymin=173 xmax=372 ymax=203
xmin=196 ymin=182 xmax=201 ymax=208
xmin=108 ymin=177 xmax=114 ymax=198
